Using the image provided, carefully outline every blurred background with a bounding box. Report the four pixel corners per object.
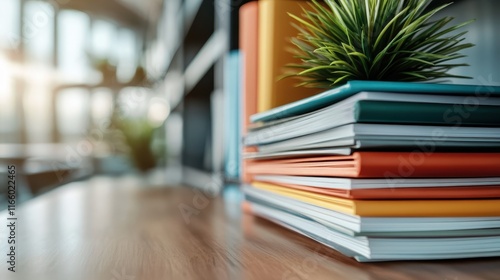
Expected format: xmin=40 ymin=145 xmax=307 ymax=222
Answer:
xmin=0 ymin=0 xmax=499 ymax=210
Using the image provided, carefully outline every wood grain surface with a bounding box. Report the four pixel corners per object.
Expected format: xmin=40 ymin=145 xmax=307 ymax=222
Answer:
xmin=1 ymin=176 xmax=499 ymax=280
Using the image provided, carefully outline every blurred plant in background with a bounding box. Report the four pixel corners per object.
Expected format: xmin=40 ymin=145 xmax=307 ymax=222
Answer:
xmin=108 ymin=93 xmax=169 ymax=173
xmin=114 ymin=116 xmax=158 ymax=172
xmin=93 ymin=58 xmax=118 ymax=85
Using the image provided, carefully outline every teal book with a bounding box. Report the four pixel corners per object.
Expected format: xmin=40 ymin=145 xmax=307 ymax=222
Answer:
xmin=224 ymin=50 xmax=241 ymax=180
xmin=355 ymin=101 xmax=500 ymax=126
xmin=251 ymin=80 xmax=500 ymax=123
xmin=245 ymin=91 xmax=500 ymax=146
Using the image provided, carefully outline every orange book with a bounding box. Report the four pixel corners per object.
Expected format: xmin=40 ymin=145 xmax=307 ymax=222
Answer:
xmin=240 ymin=2 xmax=259 ymax=183
xmin=247 ymin=152 xmax=500 ymax=178
xmin=258 ymin=0 xmax=321 ymax=112
xmin=267 ymin=182 xmax=500 ymax=200
xmin=240 ymin=1 xmax=259 ymax=133
xmin=252 ymin=182 xmax=500 ymax=217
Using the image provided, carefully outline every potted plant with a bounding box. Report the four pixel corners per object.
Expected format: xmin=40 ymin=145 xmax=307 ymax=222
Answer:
xmin=115 ymin=117 xmax=156 ymax=172
xmin=108 ymin=107 xmax=165 ymax=173
xmin=286 ymin=0 xmax=474 ymax=88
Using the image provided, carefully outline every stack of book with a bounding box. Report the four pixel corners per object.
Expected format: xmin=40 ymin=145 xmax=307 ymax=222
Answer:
xmin=242 ymin=80 xmax=500 ymax=262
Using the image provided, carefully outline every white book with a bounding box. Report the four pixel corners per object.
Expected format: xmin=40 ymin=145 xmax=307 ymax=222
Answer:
xmin=255 ymin=123 xmax=500 ymax=153
xmin=243 ymin=148 xmax=353 ymax=159
xmin=244 ymin=186 xmax=500 ymax=234
xmin=254 ymin=175 xmax=500 ymax=190
xmin=249 ymin=202 xmax=500 ymax=262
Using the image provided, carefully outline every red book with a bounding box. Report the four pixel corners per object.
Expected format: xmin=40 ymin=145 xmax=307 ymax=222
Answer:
xmin=247 ymin=152 xmax=500 ymax=178
xmin=240 ymin=2 xmax=259 ymax=183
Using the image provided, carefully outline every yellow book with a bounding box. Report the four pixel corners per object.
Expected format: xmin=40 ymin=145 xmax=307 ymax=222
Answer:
xmin=252 ymin=182 xmax=500 ymax=217
xmin=258 ymin=0 xmax=321 ymax=112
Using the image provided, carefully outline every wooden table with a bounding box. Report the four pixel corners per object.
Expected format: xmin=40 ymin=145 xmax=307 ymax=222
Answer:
xmin=1 ymin=176 xmax=499 ymax=280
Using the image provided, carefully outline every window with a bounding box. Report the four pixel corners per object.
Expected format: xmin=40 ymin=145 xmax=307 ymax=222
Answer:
xmin=24 ymin=1 xmax=54 ymax=65
xmin=0 ymin=54 xmax=17 ymax=141
xmin=57 ymin=10 xmax=91 ymax=83
xmin=57 ymin=89 xmax=90 ymax=141
xmin=0 ymin=0 xmax=20 ymax=50
xmin=115 ymin=28 xmax=138 ymax=83
xmin=24 ymin=81 xmax=52 ymax=142
xmin=91 ymin=88 xmax=113 ymax=124
xmin=90 ymin=19 xmax=116 ymax=62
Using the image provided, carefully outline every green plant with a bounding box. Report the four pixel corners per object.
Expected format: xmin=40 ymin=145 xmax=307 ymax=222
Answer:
xmin=286 ymin=0 xmax=475 ymax=88
xmin=90 ymin=58 xmax=117 ymax=84
xmin=109 ymin=111 xmax=162 ymax=173
xmin=118 ymin=118 xmax=157 ymax=172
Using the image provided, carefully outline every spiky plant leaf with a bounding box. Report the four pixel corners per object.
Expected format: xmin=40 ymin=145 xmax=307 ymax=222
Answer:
xmin=286 ymin=0 xmax=475 ymax=88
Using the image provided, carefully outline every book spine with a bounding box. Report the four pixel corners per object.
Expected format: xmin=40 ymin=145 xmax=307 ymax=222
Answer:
xmin=355 ymin=100 xmax=500 ymax=126
xmin=258 ymin=0 xmax=320 ymax=112
xmin=224 ymin=50 xmax=241 ymax=181
xmin=357 ymin=152 xmax=500 ymax=178
xmin=258 ymin=0 xmax=275 ymax=112
xmin=240 ymin=1 xmax=259 ymax=183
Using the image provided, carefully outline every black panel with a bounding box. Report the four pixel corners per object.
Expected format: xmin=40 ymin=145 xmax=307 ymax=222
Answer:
xmin=184 ymin=0 xmax=215 ymax=69
xmin=229 ymin=0 xmax=253 ymax=50
xmin=181 ymin=67 xmax=214 ymax=171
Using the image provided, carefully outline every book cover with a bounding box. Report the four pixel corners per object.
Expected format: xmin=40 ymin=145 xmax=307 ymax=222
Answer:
xmin=257 ymin=182 xmax=500 ymax=200
xmin=251 ymin=80 xmax=500 ymax=123
xmin=244 ymin=93 xmax=500 ymax=146
xmin=245 ymin=199 xmax=500 ymax=261
xmin=251 ymin=182 xmax=500 ymax=217
xmin=250 ymin=123 xmax=500 ymax=152
xmin=245 ymin=198 xmax=500 ymax=237
xmin=224 ymin=50 xmax=241 ymax=180
xmin=258 ymin=0 xmax=320 ymax=112
xmin=247 ymin=152 xmax=500 ymax=178
xmin=355 ymin=101 xmax=500 ymax=126
xmin=245 ymin=185 xmax=500 ymax=232
xmin=240 ymin=1 xmax=259 ymax=183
